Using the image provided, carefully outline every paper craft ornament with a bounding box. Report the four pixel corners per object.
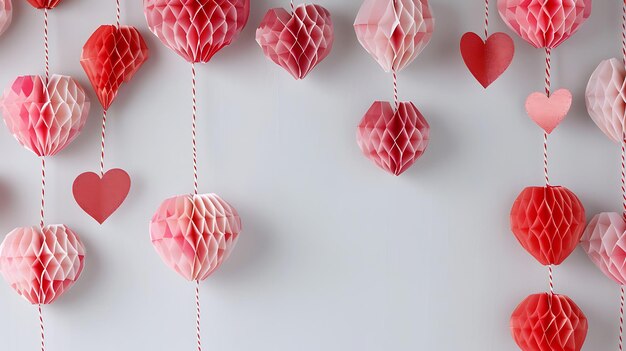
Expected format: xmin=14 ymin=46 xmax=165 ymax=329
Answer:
xmin=510 ymin=186 xmax=586 ymax=265
xmin=586 ymin=58 xmax=626 ymax=143
xmin=497 ymin=0 xmax=592 ymax=49
xmin=73 ymin=169 xmax=131 ymax=224
xmin=580 ymin=212 xmax=626 ymax=286
xmin=0 ymin=225 xmax=85 ymax=305
xmin=144 ymin=0 xmax=250 ymax=63
xmin=150 ymin=193 xmax=241 ymax=281
xmin=354 ymin=0 xmax=434 ymax=72
xmin=357 ymin=101 xmax=430 ymax=176
xmin=256 ymin=4 xmax=334 ymax=80
xmin=0 ymin=0 xmax=11 ymax=36
xmin=511 ymin=293 xmax=588 ymax=351
xmin=0 ymin=75 xmax=90 ymax=156
xmin=81 ymin=25 xmax=149 ymax=110
xmin=460 ymin=32 xmax=514 ymax=88
xmin=26 ymin=0 xmax=61 ymax=9
xmin=525 ymin=89 xmax=573 ymax=134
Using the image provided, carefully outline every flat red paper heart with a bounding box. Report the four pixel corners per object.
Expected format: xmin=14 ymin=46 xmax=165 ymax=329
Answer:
xmin=460 ymin=32 xmax=514 ymax=88
xmin=72 ymin=169 xmax=131 ymax=224
xmin=525 ymin=89 xmax=573 ymax=134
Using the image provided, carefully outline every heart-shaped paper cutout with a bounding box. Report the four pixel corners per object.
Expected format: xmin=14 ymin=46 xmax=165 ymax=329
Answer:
xmin=73 ymin=168 xmax=131 ymax=224
xmin=81 ymin=25 xmax=149 ymax=110
xmin=525 ymin=89 xmax=572 ymax=134
xmin=0 ymin=75 xmax=90 ymax=156
xmin=0 ymin=224 xmax=85 ymax=305
xmin=580 ymin=212 xmax=626 ymax=286
xmin=357 ymin=101 xmax=430 ymax=176
xmin=256 ymin=4 xmax=334 ymax=80
xmin=460 ymin=32 xmax=514 ymax=88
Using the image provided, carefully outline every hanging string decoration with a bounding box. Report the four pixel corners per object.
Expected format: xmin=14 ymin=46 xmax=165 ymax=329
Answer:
xmin=581 ymin=2 xmax=626 ymax=350
xmin=0 ymin=0 xmax=11 ymax=36
xmin=497 ymin=1 xmax=592 ymax=350
xmin=72 ymin=1 xmax=149 ymax=224
xmin=460 ymin=0 xmax=515 ymax=88
xmin=0 ymin=2 xmax=90 ymax=350
xmin=143 ymin=0 xmax=249 ymax=349
xmin=256 ymin=3 xmax=334 ymax=80
xmin=354 ymin=0 xmax=434 ymax=176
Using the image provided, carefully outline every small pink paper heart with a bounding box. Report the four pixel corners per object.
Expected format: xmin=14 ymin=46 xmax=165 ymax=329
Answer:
xmin=73 ymin=168 xmax=131 ymax=224
xmin=525 ymin=89 xmax=573 ymax=134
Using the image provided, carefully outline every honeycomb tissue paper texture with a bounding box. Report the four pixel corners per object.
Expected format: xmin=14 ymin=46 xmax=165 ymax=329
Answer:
xmin=586 ymin=58 xmax=626 ymax=143
xmin=0 ymin=75 xmax=90 ymax=157
xmin=0 ymin=0 xmax=11 ymax=36
xmin=580 ymin=212 xmax=626 ymax=286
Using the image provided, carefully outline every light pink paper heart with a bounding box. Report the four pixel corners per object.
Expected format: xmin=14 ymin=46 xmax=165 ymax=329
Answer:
xmin=256 ymin=4 xmax=334 ymax=79
xmin=0 ymin=225 xmax=86 ymax=305
xmin=0 ymin=75 xmax=90 ymax=156
xmin=525 ymin=89 xmax=572 ymax=134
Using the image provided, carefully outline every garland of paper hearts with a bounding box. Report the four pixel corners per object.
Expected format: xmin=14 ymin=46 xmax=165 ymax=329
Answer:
xmin=256 ymin=1 xmax=334 ymax=79
xmin=354 ymin=0 xmax=433 ymax=176
xmin=460 ymin=0 xmax=514 ymax=88
xmin=498 ymin=1 xmax=592 ymax=350
xmin=0 ymin=3 xmax=89 ymax=351
xmin=0 ymin=0 xmax=11 ymax=36
xmin=143 ymin=1 xmax=248 ymax=349
xmin=72 ymin=0 xmax=148 ymax=224
xmin=581 ymin=1 xmax=626 ymax=349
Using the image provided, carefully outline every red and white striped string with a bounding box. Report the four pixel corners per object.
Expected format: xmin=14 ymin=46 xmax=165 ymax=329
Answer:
xmin=191 ymin=63 xmax=199 ymax=196
xmin=195 ymin=280 xmax=202 ymax=351
xmin=620 ymin=1 xmax=626 ymax=350
xmin=543 ymin=48 xmax=551 ymax=187
xmin=39 ymin=157 xmax=46 ymax=230
xmin=38 ymin=304 xmax=45 ymax=351
xmin=392 ymin=71 xmax=399 ymax=110
xmin=290 ymin=0 xmax=294 ymax=11
xmin=100 ymin=110 xmax=108 ymax=176
xmin=116 ymin=0 xmax=121 ymax=28
xmin=483 ymin=0 xmax=489 ymax=39
xmin=43 ymin=8 xmax=49 ymax=84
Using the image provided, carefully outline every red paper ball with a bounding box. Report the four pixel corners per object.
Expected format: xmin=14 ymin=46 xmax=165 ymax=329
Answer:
xmin=511 ymin=293 xmax=588 ymax=351
xmin=510 ymin=186 xmax=585 ymax=265
xmin=26 ymin=0 xmax=61 ymax=9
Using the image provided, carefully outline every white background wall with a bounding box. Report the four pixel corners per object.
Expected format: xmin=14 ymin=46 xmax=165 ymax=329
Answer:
xmin=0 ymin=0 xmax=621 ymax=350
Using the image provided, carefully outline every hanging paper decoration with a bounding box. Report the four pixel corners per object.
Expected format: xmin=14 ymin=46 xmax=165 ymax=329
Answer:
xmin=0 ymin=2 xmax=89 ymax=350
xmin=72 ymin=2 xmax=149 ymax=224
xmin=26 ymin=0 xmax=61 ymax=9
xmin=256 ymin=2 xmax=334 ymax=79
xmin=354 ymin=0 xmax=434 ymax=176
xmin=511 ymin=293 xmax=588 ymax=351
xmin=143 ymin=0 xmax=249 ymax=349
xmin=580 ymin=2 xmax=626 ymax=349
xmin=460 ymin=0 xmax=514 ymax=88
xmin=0 ymin=0 xmax=11 ymax=36
xmin=497 ymin=1 xmax=591 ymax=350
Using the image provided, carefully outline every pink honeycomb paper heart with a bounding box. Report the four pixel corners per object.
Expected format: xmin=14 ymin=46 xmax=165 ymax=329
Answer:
xmin=0 ymin=225 xmax=86 ymax=305
xmin=144 ymin=0 xmax=250 ymax=63
xmin=256 ymin=4 xmax=334 ymax=80
xmin=580 ymin=212 xmax=626 ymax=286
xmin=354 ymin=0 xmax=434 ymax=73
xmin=81 ymin=25 xmax=149 ymax=110
xmin=586 ymin=58 xmax=626 ymax=143
xmin=497 ymin=0 xmax=592 ymax=49
xmin=357 ymin=101 xmax=430 ymax=176
xmin=0 ymin=0 xmax=11 ymax=36
xmin=150 ymin=193 xmax=241 ymax=281
xmin=0 ymin=75 xmax=90 ymax=156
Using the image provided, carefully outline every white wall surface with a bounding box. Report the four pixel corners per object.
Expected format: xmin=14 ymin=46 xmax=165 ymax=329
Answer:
xmin=0 ymin=0 xmax=621 ymax=350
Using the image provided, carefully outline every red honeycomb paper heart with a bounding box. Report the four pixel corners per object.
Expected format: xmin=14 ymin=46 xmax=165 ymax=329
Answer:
xmin=580 ymin=212 xmax=626 ymax=286
xmin=0 ymin=75 xmax=90 ymax=156
xmin=150 ymin=193 xmax=241 ymax=281
xmin=81 ymin=25 xmax=149 ymax=110
xmin=510 ymin=186 xmax=585 ymax=265
xmin=0 ymin=225 xmax=86 ymax=305
xmin=144 ymin=0 xmax=250 ymax=63
xmin=26 ymin=0 xmax=61 ymax=9
xmin=460 ymin=32 xmax=514 ymax=88
xmin=511 ymin=293 xmax=588 ymax=351
xmin=73 ymin=169 xmax=131 ymax=224
xmin=357 ymin=101 xmax=430 ymax=176
xmin=497 ymin=0 xmax=592 ymax=49
xmin=256 ymin=4 xmax=334 ymax=80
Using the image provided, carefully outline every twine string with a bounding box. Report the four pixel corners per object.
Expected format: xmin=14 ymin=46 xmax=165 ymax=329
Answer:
xmin=484 ymin=0 xmax=489 ymax=39
xmin=38 ymin=304 xmax=45 ymax=351
xmin=543 ymin=48 xmax=551 ymax=186
xmin=116 ymin=0 xmax=121 ymax=28
xmin=43 ymin=8 xmax=49 ymax=84
xmin=196 ymin=281 xmax=202 ymax=351
xmin=548 ymin=265 xmax=554 ymax=295
xmin=620 ymin=286 xmax=625 ymax=351
xmin=290 ymin=0 xmax=294 ymax=11
xmin=100 ymin=110 xmax=108 ymax=177
xmin=393 ymin=71 xmax=399 ymax=110
xmin=191 ymin=63 xmax=198 ymax=196
xmin=39 ymin=158 xmax=46 ymax=230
